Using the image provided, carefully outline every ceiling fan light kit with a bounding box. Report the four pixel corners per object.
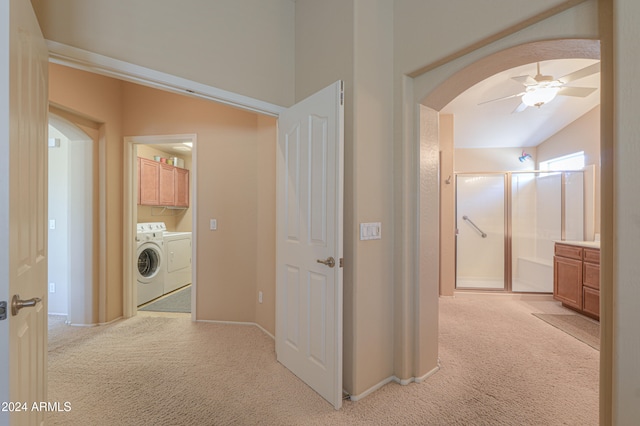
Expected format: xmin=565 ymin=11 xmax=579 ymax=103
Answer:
xmin=522 ymin=86 xmax=560 ymax=107
xmin=479 ymin=61 xmax=600 ymax=112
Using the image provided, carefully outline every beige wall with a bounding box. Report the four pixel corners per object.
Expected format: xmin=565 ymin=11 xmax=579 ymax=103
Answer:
xmin=455 ymin=147 xmax=537 ymax=172
xmin=135 ymin=144 xmax=191 ymax=232
xmin=393 ymin=0 xmax=588 ymax=75
xmin=31 ymin=0 xmax=295 ymax=107
xmin=49 ymin=64 xmax=277 ymax=335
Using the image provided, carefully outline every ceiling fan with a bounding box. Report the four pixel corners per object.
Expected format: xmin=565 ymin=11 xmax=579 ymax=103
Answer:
xmin=480 ymin=61 xmax=600 ymax=113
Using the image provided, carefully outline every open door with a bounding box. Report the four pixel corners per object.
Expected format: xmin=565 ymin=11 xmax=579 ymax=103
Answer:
xmin=0 ymin=0 xmax=49 ymax=424
xmin=276 ymin=81 xmax=344 ymax=409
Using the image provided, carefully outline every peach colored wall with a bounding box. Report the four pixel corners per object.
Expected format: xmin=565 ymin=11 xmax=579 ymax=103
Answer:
xmin=49 ymin=64 xmax=277 ymax=334
xmin=121 ymin=82 xmax=277 ymax=332
xmin=49 ymin=63 xmax=124 ymax=322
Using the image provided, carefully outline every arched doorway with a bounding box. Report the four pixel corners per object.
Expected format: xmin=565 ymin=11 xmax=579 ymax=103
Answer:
xmin=48 ymin=113 xmax=98 ymax=325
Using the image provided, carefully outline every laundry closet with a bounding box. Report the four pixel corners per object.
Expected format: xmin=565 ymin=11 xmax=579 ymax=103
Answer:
xmin=136 ymin=143 xmax=193 ymax=307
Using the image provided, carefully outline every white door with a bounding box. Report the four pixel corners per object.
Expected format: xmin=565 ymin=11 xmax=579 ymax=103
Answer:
xmin=276 ymin=81 xmax=344 ymax=409
xmin=0 ymin=0 xmax=49 ymax=424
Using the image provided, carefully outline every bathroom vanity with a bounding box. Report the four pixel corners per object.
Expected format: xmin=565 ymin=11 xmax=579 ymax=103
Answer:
xmin=553 ymin=241 xmax=600 ymax=320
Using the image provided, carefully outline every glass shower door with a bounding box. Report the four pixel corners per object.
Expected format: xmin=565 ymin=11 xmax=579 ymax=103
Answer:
xmin=511 ymin=171 xmax=584 ymax=293
xmin=456 ymin=174 xmax=506 ymax=290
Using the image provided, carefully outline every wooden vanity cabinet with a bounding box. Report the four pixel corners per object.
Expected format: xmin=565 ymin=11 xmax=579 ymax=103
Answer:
xmin=582 ymin=248 xmax=600 ymax=319
xmin=553 ymin=243 xmax=600 ymax=320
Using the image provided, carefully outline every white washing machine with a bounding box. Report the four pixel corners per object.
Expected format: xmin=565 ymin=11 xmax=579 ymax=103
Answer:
xmin=163 ymin=231 xmax=192 ymax=294
xmin=136 ymin=222 xmax=166 ymax=305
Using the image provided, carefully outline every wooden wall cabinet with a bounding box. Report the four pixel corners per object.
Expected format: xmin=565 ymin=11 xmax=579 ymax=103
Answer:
xmin=174 ymin=168 xmax=189 ymax=207
xmin=553 ymin=243 xmax=600 ymax=320
xmin=139 ymin=157 xmax=160 ymax=206
xmin=138 ymin=157 xmax=189 ymax=208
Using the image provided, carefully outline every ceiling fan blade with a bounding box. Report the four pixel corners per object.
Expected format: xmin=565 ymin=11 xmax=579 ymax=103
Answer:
xmin=558 ymin=86 xmax=598 ymax=97
xmin=559 ymin=62 xmax=601 ymax=83
xmin=511 ymin=75 xmax=538 ymax=86
xmin=478 ymin=92 xmax=524 ymax=106
xmin=512 ymin=102 xmax=528 ymax=113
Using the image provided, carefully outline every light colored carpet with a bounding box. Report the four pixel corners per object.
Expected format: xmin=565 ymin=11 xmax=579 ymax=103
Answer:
xmin=139 ymin=286 xmax=191 ymax=313
xmin=532 ymin=313 xmax=600 ymax=350
xmin=47 ymin=297 xmax=599 ymax=425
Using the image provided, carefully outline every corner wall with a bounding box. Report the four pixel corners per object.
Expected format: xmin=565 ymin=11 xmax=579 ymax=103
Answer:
xmin=295 ymin=0 xmax=395 ymax=396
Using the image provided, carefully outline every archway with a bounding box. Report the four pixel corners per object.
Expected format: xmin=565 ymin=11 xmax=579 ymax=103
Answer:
xmin=411 ymin=35 xmax=601 ymax=416
xmin=48 ymin=113 xmax=99 ymax=325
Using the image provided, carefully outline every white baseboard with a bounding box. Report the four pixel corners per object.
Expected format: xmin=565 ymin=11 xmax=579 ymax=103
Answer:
xmin=414 ymin=364 xmax=441 ymax=383
xmin=349 ymin=376 xmax=396 ymax=401
xmin=196 ymin=319 xmax=275 ymax=340
xmin=349 ymin=364 xmax=442 ymax=401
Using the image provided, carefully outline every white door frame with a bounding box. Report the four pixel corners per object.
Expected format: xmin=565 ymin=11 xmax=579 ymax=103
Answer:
xmin=124 ymin=134 xmax=197 ymax=320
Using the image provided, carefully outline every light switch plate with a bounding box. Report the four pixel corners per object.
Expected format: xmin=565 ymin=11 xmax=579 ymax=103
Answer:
xmin=360 ymin=222 xmax=381 ymax=240
xmin=210 ymin=219 xmax=217 ymax=230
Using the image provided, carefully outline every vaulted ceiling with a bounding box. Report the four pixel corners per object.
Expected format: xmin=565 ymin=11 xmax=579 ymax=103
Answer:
xmin=441 ymin=58 xmax=600 ymax=149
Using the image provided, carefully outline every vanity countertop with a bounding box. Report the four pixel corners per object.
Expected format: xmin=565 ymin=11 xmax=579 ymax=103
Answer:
xmin=555 ymin=240 xmax=600 ymax=249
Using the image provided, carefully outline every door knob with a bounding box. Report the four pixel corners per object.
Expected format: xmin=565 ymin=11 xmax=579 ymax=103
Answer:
xmin=317 ymin=257 xmax=335 ymax=268
xmin=11 ymin=294 xmax=42 ymax=316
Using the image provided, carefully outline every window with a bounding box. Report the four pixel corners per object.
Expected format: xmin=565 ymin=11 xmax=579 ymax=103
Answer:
xmin=540 ymin=151 xmax=585 ymax=171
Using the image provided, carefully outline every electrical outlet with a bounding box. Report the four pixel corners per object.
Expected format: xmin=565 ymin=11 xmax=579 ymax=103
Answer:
xmin=49 ymin=282 xmax=56 ymax=293
xmin=258 ymin=291 xmax=263 ymax=304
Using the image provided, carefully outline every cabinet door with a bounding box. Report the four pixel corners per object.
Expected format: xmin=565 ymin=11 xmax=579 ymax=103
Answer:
xmin=582 ymin=286 xmax=600 ymax=319
xmin=553 ymin=256 xmax=582 ymax=310
xmin=137 ymin=157 xmax=141 ymax=205
xmin=175 ymin=168 xmax=189 ymax=207
xmin=159 ymin=163 xmax=176 ymax=205
xmin=139 ymin=158 xmax=160 ymax=205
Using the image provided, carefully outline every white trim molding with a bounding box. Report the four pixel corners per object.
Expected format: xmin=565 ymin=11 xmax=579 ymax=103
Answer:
xmin=196 ymin=319 xmax=275 ymax=340
xmin=46 ymin=40 xmax=286 ymax=117
xmin=348 ymin=364 xmax=441 ymax=401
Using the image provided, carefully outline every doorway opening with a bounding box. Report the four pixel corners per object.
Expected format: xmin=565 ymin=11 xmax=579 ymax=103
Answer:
xmin=125 ymin=134 xmax=196 ymax=318
xmin=47 ymin=114 xmax=98 ymax=325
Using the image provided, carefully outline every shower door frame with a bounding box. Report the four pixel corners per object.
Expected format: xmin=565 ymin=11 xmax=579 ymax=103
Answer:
xmin=455 ymin=170 xmax=583 ymax=293
xmin=455 ymin=172 xmax=511 ymax=292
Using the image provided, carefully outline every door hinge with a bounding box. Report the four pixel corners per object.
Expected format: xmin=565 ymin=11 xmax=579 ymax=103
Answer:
xmin=0 ymin=301 xmax=7 ymax=321
xmin=339 ymin=258 xmax=344 ymax=268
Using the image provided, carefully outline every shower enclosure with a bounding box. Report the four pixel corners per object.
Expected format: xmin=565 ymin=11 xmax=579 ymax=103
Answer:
xmin=455 ymin=171 xmax=584 ymax=292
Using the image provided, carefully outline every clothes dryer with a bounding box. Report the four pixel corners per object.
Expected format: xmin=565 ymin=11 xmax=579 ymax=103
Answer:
xmin=162 ymin=231 xmax=192 ymax=294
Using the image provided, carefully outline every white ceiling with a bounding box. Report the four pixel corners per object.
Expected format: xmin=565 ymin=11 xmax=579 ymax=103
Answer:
xmin=441 ymin=58 xmax=600 ymax=149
